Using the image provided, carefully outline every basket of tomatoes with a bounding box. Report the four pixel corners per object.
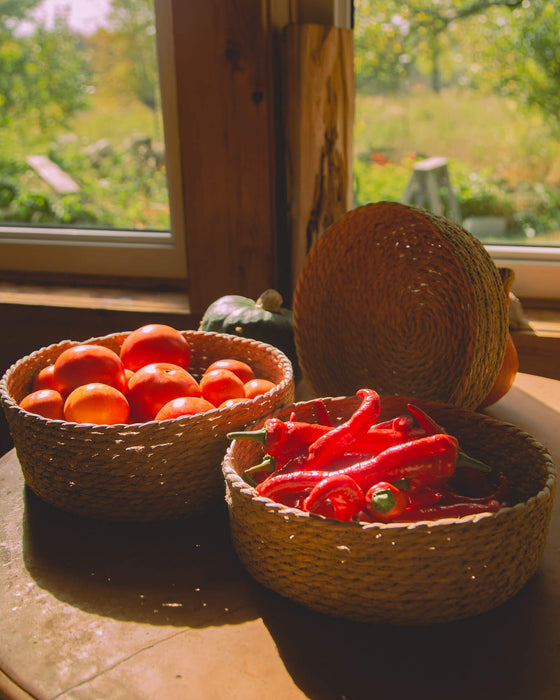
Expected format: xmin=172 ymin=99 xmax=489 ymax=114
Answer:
xmin=223 ymin=392 xmax=556 ymax=625
xmin=0 ymin=325 xmax=294 ymax=521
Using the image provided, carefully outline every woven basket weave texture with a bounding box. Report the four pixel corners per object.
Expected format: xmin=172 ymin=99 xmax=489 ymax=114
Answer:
xmin=223 ymin=395 xmax=556 ymax=625
xmin=1 ymin=330 xmax=294 ymax=521
xmin=293 ymin=202 xmax=509 ymax=410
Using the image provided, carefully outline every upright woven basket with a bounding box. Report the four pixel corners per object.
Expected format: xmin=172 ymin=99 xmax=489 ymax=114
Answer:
xmin=224 ymin=395 xmax=556 ymax=625
xmin=293 ymin=202 xmax=509 ymax=409
xmin=1 ymin=330 xmax=294 ymax=521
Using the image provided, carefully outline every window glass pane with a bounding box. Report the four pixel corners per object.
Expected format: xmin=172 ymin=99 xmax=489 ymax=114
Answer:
xmin=1 ymin=0 xmax=170 ymax=233
xmin=353 ymin=0 xmax=560 ymax=249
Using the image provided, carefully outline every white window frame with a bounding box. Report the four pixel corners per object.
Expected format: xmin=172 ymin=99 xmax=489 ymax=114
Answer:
xmin=488 ymin=246 xmax=560 ymax=302
xmin=0 ymin=0 xmax=187 ymax=281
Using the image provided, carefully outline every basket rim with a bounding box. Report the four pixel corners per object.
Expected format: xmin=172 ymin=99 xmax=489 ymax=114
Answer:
xmin=0 ymin=328 xmax=294 ymax=429
xmin=223 ymin=394 xmax=557 ymax=531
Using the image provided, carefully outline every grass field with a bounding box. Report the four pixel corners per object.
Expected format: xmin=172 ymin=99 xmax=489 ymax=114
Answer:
xmin=70 ymin=88 xmax=164 ymax=148
xmin=354 ymin=86 xmax=560 ymax=185
xmin=353 ymin=86 xmax=560 ymax=243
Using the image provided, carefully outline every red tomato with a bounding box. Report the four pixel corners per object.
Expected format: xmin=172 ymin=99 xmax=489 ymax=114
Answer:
xmin=204 ymin=359 xmax=255 ymax=385
xmin=53 ymin=344 xmax=127 ymax=396
xmin=478 ymin=334 xmax=519 ymax=409
xmin=120 ymin=324 xmax=191 ymax=372
xmin=200 ymin=369 xmax=245 ymax=407
xmin=244 ymin=378 xmax=276 ymax=399
xmin=64 ymin=383 xmax=129 ymax=425
xmin=31 ymin=364 xmax=63 ymax=393
xmin=155 ymin=396 xmax=215 ymax=420
xmin=127 ymin=362 xmax=201 ymax=422
xmin=19 ymin=389 xmax=64 ymax=420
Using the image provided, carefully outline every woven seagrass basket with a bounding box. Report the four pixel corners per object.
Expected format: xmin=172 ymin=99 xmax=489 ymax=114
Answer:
xmin=223 ymin=395 xmax=556 ymax=625
xmin=0 ymin=330 xmax=294 ymax=521
xmin=293 ymin=202 xmax=509 ymax=410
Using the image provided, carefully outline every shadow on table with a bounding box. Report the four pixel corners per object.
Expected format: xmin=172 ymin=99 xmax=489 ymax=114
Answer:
xmin=22 ymin=486 xmax=261 ymax=628
xmin=255 ymin=570 xmax=556 ymax=700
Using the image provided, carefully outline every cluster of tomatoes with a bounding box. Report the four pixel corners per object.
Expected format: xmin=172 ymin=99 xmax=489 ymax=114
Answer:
xmin=18 ymin=324 xmax=277 ymax=425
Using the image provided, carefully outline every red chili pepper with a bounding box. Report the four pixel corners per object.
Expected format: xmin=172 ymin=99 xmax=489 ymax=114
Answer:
xmin=405 ymin=486 xmax=443 ymax=509
xmin=314 ymin=399 xmax=334 ymax=427
xmin=302 ymin=474 xmax=364 ymax=521
xmin=257 ymin=433 xmax=459 ymax=500
xmin=394 ymin=499 xmax=501 ymax=522
xmin=228 ymin=418 xmax=328 ymax=463
xmin=334 ymin=433 xmax=460 ymax=492
xmin=232 ymin=404 xmax=423 ymax=474
xmin=288 ymin=388 xmax=381 ymax=472
xmin=365 ymin=481 xmax=408 ymax=521
xmin=407 ymin=403 xmax=446 ymax=436
xmin=352 ymin=426 xmax=418 ymax=455
xmin=279 ymin=422 xmax=422 ymax=473
xmin=255 ymin=469 xmax=328 ymax=502
xmin=438 ymin=474 xmax=509 ymax=506
xmin=408 ymin=404 xmax=493 ymax=475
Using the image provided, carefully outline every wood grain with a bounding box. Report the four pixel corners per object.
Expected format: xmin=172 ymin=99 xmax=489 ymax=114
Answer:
xmin=171 ymin=0 xmax=284 ymax=313
xmin=281 ymin=23 xmax=355 ymax=290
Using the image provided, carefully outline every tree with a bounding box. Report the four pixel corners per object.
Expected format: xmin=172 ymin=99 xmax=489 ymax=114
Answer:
xmin=465 ymin=1 xmax=560 ymax=133
xmin=354 ymin=0 xmax=525 ymax=93
xmin=0 ymin=0 xmax=39 ymax=29
xmin=104 ymin=0 xmax=159 ymax=112
xmin=0 ymin=1 xmax=90 ymax=132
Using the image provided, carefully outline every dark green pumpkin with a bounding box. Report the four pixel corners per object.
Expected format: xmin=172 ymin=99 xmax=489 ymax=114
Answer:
xmin=200 ymin=289 xmax=300 ymax=381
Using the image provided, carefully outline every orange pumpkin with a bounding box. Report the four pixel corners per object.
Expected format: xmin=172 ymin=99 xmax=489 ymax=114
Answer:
xmin=478 ymin=334 xmax=519 ymax=409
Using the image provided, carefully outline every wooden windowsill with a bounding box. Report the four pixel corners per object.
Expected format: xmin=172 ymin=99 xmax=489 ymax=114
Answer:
xmin=518 ymin=308 xmax=560 ymax=338
xmin=0 ymin=282 xmax=557 ymax=379
xmin=0 ymin=281 xmax=191 ymax=315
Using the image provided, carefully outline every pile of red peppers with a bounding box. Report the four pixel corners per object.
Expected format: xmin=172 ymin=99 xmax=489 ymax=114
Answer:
xmin=228 ymin=389 xmax=510 ymax=523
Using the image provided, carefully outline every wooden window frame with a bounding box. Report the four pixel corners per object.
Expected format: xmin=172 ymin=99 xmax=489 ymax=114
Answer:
xmin=0 ymin=0 xmax=294 ymax=315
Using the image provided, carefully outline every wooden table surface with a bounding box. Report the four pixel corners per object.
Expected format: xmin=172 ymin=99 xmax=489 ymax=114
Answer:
xmin=1 ymin=373 xmax=560 ymax=700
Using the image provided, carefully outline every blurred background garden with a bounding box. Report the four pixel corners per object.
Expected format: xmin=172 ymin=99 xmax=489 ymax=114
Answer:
xmin=1 ymin=0 xmax=560 ymax=244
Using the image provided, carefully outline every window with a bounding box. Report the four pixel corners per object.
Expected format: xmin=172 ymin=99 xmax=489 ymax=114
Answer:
xmin=0 ymin=0 xmax=282 ymax=314
xmin=0 ymin=0 xmax=187 ymax=280
xmin=353 ymin=0 xmax=560 ymax=301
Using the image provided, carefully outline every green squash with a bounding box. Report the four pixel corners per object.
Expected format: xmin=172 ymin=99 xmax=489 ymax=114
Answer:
xmin=200 ymin=289 xmax=300 ymax=381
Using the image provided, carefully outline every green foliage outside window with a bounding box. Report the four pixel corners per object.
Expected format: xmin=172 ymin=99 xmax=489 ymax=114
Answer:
xmin=353 ymin=0 xmax=560 ymax=243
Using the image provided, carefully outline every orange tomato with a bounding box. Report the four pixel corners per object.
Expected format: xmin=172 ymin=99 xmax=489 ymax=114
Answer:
xmin=204 ymin=359 xmax=255 ymax=385
xmin=19 ymin=389 xmax=64 ymax=420
xmin=53 ymin=344 xmax=127 ymax=396
xmin=63 ymin=383 xmax=129 ymax=424
xmin=200 ymin=368 xmax=245 ymax=407
xmin=124 ymin=368 xmax=135 ymax=386
xmin=155 ymin=396 xmax=215 ymax=420
xmin=244 ymin=378 xmax=276 ymax=399
xmin=219 ymin=397 xmax=251 ymax=408
xmin=31 ymin=364 xmax=62 ymax=393
xmin=120 ymin=324 xmax=191 ymax=372
xmin=478 ymin=334 xmax=519 ymax=409
xmin=127 ymin=362 xmax=201 ymax=422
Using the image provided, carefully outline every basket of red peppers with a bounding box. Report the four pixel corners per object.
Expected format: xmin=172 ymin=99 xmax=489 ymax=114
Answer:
xmin=223 ymin=390 xmax=556 ymax=625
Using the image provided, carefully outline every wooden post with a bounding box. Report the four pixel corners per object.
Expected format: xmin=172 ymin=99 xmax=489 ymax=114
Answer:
xmin=170 ymin=0 xmax=287 ymax=313
xmin=281 ymin=23 xmax=355 ymax=292
xmin=402 ymin=156 xmax=462 ymax=223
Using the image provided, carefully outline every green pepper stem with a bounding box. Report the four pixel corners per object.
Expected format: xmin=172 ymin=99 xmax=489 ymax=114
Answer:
xmin=370 ymin=489 xmax=397 ymax=515
xmin=227 ymin=427 xmax=267 ymax=445
xmin=244 ymin=455 xmax=276 ymax=478
xmin=457 ymin=451 xmax=492 ymax=473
